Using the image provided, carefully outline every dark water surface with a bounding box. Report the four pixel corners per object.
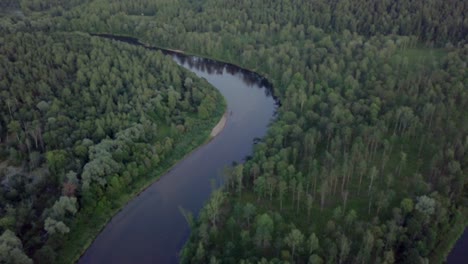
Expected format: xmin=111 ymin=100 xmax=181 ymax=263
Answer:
xmin=78 ymin=35 xmax=277 ymax=263
xmin=447 ymin=228 xmax=467 ymax=264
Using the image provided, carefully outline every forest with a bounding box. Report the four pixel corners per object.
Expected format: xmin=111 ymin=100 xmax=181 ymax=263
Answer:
xmin=1 ymin=0 xmax=467 ymax=263
xmin=0 ymin=11 xmax=224 ymax=263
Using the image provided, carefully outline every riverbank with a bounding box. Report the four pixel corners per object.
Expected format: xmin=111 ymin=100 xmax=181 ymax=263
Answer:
xmin=211 ymin=112 xmax=228 ymax=137
xmin=429 ymin=207 xmax=468 ymax=263
xmin=72 ymin=33 xmax=276 ymax=263
xmin=91 ymin=32 xmax=464 ymax=264
xmin=89 ymin=32 xmax=278 ymax=103
xmin=56 ymin=76 xmax=227 ymax=264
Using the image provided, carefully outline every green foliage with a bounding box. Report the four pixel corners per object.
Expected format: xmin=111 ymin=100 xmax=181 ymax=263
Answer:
xmin=0 ymin=230 xmax=32 ymax=264
xmin=254 ymin=213 xmax=274 ymax=249
xmin=1 ymin=0 xmax=467 ymax=262
xmin=0 ymin=14 xmax=225 ymax=261
xmin=284 ymin=228 xmax=304 ymax=258
xmin=44 ymin=218 xmax=70 ymax=235
xmin=124 ymin=1 xmax=467 ymax=263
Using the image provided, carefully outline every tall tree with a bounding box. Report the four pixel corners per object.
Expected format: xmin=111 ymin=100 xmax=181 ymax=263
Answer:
xmin=254 ymin=213 xmax=274 ymax=249
xmin=284 ymin=228 xmax=304 ymax=259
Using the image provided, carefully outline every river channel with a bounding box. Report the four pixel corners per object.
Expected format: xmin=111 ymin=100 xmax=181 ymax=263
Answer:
xmin=78 ymin=35 xmax=277 ymax=263
xmin=78 ymin=34 xmax=466 ymax=264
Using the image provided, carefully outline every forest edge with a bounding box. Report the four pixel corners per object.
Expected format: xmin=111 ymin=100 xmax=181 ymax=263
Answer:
xmin=63 ymin=34 xmax=253 ymax=264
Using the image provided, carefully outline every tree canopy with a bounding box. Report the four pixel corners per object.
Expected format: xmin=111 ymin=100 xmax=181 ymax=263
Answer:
xmin=1 ymin=0 xmax=466 ymax=263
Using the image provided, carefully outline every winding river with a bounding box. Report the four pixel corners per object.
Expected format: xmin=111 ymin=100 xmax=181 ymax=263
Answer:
xmin=79 ymin=35 xmax=466 ymax=264
xmin=78 ymin=35 xmax=277 ymax=263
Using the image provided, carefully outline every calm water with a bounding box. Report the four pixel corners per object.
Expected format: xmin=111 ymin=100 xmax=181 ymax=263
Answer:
xmin=447 ymin=228 xmax=467 ymax=264
xmin=78 ymin=35 xmax=277 ymax=263
xmin=80 ymin=35 xmax=466 ymax=264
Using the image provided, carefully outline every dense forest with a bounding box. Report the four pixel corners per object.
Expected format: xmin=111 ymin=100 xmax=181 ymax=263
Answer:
xmin=1 ymin=0 xmax=467 ymax=263
xmin=0 ymin=12 xmax=224 ymax=263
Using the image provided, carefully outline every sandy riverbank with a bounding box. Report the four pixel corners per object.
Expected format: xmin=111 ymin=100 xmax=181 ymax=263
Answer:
xmin=210 ymin=112 xmax=228 ymax=137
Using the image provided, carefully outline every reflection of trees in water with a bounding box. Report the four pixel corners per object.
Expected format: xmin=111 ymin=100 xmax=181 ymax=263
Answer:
xmin=94 ymin=34 xmax=275 ymax=99
xmin=172 ymin=53 xmax=273 ymax=97
xmin=175 ymin=55 xmax=224 ymax=75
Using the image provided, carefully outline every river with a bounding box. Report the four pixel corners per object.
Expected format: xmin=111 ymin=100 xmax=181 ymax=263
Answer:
xmin=78 ymin=35 xmax=277 ymax=263
xmin=78 ymin=35 xmax=467 ymax=264
xmin=447 ymin=228 xmax=467 ymax=264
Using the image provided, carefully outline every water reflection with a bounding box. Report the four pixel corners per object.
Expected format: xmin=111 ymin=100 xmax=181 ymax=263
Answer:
xmin=172 ymin=54 xmax=272 ymax=91
xmin=80 ymin=34 xmax=277 ymax=264
xmin=93 ymin=34 xmax=275 ymax=98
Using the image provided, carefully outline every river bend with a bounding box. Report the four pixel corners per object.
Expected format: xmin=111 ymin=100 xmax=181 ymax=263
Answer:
xmin=78 ymin=35 xmax=277 ymax=263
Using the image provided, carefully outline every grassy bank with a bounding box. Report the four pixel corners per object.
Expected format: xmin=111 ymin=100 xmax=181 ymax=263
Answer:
xmin=429 ymin=207 xmax=468 ymax=263
xmin=55 ymin=85 xmax=226 ymax=264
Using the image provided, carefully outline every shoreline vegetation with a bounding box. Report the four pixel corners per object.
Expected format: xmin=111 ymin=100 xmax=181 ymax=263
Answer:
xmin=78 ymin=34 xmax=468 ymax=262
xmin=429 ymin=208 xmax=468 ymax=263
xmin=55 ymin=59 xmax=227 ymax=263
xmin=59 ymin=96 xmax=226 ymax=264
xmin=1 ymin=1 xmax=466 ymax=263
xmin=114 ymin=35 xmax=466 ymax=264
xmin=91 ymin=32 xmax=276 ymax=96
xmin=58 ymin=33 xmax=264 ymax=264
xmin=0 ymin=27 xmax=227 ymax=263
xmin=169 ymin=46 xmax=467 ymax=264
